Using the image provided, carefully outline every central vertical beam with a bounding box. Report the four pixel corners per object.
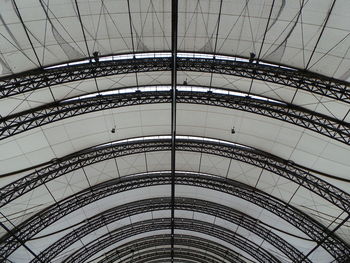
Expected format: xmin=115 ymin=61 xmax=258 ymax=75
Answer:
xmin=170 ymin=0 xmax=178 ymax=262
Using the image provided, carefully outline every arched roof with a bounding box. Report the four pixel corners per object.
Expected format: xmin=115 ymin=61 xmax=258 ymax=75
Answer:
xmin=0 ymin=1 xmax=349 ymax=263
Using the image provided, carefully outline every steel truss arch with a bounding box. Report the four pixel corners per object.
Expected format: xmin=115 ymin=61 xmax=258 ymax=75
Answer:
xmin=30 ymin=197 xmax=307 ymax=263
xmin=1 ymin=137 xmax=349 ymax=213
xmin=1 ymin=172 xmax=348 ymax=261
xmin=96 ymin=234 xmax=247 ymax=263
xmin=147 ymin=260 xmax=199 ymax=263
xmin=63 ymin=218 xmax=280 ymax=263
xmin=147 ymin=260 xmax=202 ymax=263
xmin=1 ymin=88 xmax=349 ymax=144
xmin=0 ymin=53 xmax=349 ymax=103
xmin=113 ymin=248 xmax=224 ymax=263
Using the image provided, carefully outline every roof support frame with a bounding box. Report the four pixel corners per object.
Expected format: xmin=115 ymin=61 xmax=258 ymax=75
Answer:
xmin=112 ymin=247 xmax=224 ymax=263
xmin=0 ymin=221 xmax=43 ymax=263
xmin=95 ymin=234 xmax=247 ymax=263
xmin=1 ymin=137 xmax=349 ymax=213
xmin=29 ymin=197 xmax=307 ymax=263
xmin=1 ymin=88 xmax=349 ymax=144
xmin=63 ymin=218 xmax=279 ymax=263
xmin=1 ymin=172 xmax=348 ymax=261
xmin=301 ymin=213 xmax=350 ymax=262
xmin=0 ymin=54 xmax=349 ymax=103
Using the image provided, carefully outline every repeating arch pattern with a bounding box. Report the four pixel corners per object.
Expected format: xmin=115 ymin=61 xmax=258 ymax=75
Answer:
xmin=1 ymin=2 xmax=350 ymax=262
xmin=118 ymin=248 xmax=224 ymax=263
xmin=63 ymin=218 xmax=280 ymax=263
xmin=109 ymin=248 xmax=224 ymax=263
xmin=94 ymin=234 xmax=247 ymax=263
xmin=30 ymin=197 xmax=308 ymax=263
xmin=1 ymin=88 xmax=349 ymax=144
xmin=1 ymin=172 xmax=348 ymax=260
xmin=1 ymin=137 xmax=349 ymax=212
xmin=0 ymin=54 xmax=348 ymax=102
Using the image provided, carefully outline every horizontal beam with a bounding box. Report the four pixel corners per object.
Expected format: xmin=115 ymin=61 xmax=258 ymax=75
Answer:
xmin=0 ymin=54 xmax=349 ymax=103
xmin=1 ymin=137 xmax=349 ymax=213
xmin=1 ymin=172 xmax=348 ymax=260
xmin=64 ymin=218 xmax=279 ymax=263
xmin=97 ymin=234 xmax=246 ymax=263
xmin=1 ymin=88 xmax=349 ymax=144
xmin=30 ymin=197 xmax=307 ymax=263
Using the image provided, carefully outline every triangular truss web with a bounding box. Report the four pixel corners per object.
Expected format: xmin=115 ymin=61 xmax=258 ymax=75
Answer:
xmin=0 ymin=1 xmax=349 ymax=263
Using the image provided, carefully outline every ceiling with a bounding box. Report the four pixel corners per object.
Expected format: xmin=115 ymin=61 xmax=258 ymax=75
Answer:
xmin=0 ymin=0 xmax=350 ymax=263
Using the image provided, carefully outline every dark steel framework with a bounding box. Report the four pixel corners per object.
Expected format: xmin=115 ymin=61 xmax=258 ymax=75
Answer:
xmin=109 ymin=248 xmax=226 ymax=263
xmin=145 ymin=259 xmax=199 ymax=263
xmin=1 ymin=172 xmax=349 ymax=261
xmin=106 ymin=248 xmax=224 ymax=263
xmin=1 ymin=137 xmax=349 ymax=212
xmin=1 ymin=88 xmax=349 ymax=144
xmin=0 ymin=222 xmax=43 ymax=263
xmin=0 ymin=3 xmax=349 ymax=262
xmin=95 ymin=234 xmax=247 ymax=263
xmin=63 ymin=218 xmax=280 ymax=263
xmin=0 ymin=54 xmax=349 ymax=103
xmin=29 ymin=197 xmax=308 ymax=263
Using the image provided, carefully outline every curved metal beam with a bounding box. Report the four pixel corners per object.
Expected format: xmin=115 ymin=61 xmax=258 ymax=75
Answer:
xmin=95 ymin=234 xmax=247 ymax=263
xmin=94 ymin=236 xmax=233 ymax=263
xmin=146 ymin=260 xmax=199 ymax=263
xmin=30 ymin=197 xmax=306 ymax=263
xmin=1 ymin=172 xmax=348 ymax=260
xmin=147 ymin=260 xmax=201 ymax=263
xmin=1 ymin=88 xmax=349 ymax=144
xmin=63 ymin=218 xmax=279 ymax=263
xmin=1 ymin=137 xmax=349 ymax=213
xmin=0 ymin=54 xmax=349 ymax=103
xmin=114 ymin=248 xmax=224 ymax=263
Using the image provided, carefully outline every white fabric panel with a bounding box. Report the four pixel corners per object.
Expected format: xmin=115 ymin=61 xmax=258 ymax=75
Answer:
xmin=0 ymin=183 xmax=55 ymax=232
xmin=128 ymin=0 xmax=171 ymax=52
xmin=175 ymin=185 xmax=310 ymax=241
xmin=74 ymin=0 xmax=133 ymax=55
xmin=307 ymin=248 xmax=334 ymax=263
xmin=306 ymin=0 xmax=350 ymax=79
xmin=1 ymin=1 xmax=350 ymax=261
xmin=0 ymin=88 xmax=54 ymax=117
xmin=1 ymin=0 xmax=350 ymax=79
xmin=0 ymin=103 xmax=170 ymax=174
xmin=7 ymin=247 xmax=35 ymax=263
xmin=0 ymin=71 xmax=170 ymax=117
xmin=176 ymin=104 xmax=350 ymax=182
xmin=0 ymin=0 xmax=41 ymax=75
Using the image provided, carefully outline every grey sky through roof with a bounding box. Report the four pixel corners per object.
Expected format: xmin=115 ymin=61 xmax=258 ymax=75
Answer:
xmin=0 ymin=0 xmax=350 ymax=262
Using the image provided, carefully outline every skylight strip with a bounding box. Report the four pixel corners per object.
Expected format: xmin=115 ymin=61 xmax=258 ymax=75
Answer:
xmin=95 ymin=135 xmax=251 ymax=151
xmin=62 ymin=85 xmax=285 ymax=105
xmin=124 ymin=170 xmax=222 ymax=179
xmin=44 ymin=52 xmax=294 ymax=71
